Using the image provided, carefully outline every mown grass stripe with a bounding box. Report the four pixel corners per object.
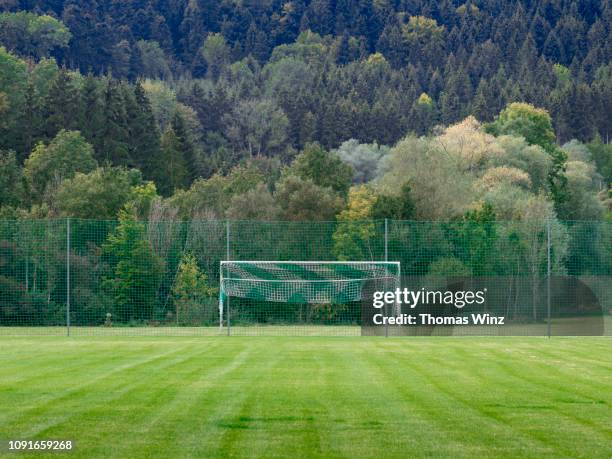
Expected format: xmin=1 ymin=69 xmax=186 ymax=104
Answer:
xmin=0 ymin=337 xmax=610 ymax=459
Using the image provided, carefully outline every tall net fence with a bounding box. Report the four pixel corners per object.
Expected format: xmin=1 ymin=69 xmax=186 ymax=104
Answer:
xmin=0 ymin=219 xmax=610 ymax=336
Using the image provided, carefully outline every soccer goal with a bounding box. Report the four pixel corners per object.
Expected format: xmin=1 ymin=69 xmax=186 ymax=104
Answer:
xmin=219 ymin=261 xmax=401 ymax=330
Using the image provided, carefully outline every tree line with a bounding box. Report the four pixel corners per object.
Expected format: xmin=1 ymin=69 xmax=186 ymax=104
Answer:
xmin=1 ymin=43 xmax=611 ymax=221
xmin=0 ymin=1 xmax=610 ymax=147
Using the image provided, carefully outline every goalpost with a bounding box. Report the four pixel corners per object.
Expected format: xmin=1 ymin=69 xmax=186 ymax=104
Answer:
xmin=218 ymin=261 xmax=401 ymax=329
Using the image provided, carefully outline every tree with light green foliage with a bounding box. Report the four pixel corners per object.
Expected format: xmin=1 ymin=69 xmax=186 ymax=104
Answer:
xmin=516 ymin=197 xmax=568 ymax=320
xmin=379 ymin=135 xmax=475 ymax=219
xmin=486 ymin=103 xmax=556 ymax=151
xmin=402 ymin=16 xmax=445 ymax=65
xmin=0 ymin=12 xmax=71 ymax=59
xmin=129 ymin=182 xmax=159 ymax=220
xmin=486 ymin=135 xmax=552 ymax=192
xmin=223 ymin=99 xmax=290 ymax=159
xmin=135 ymin=40 xmax=171 ymax=80
xmin=411 ymin=92 xmax=437 ymax=134
xmin=333 ymin=186 xmax=377 ymax=260
xmin=0 ymin=47 xmax=27 ymax=148
xmin=586 ymin=136 xmax=612 ymax=187
xmin=428 ymin=257 xmax=471 ymax=277
xmin=172 ymin=252 xmax=216 ymax=326
xmin=486 ymin=103 xmax=568 ymax=210
xmin=0 ymin=150 xmax=23 ymax=208
xmin=55 ymin=167 xmax=144 ymax=219
xmin=225 ymin=183 xmax=280 ymax=220
xmin=370 ymin=183 xmax=415 ymax=220
xmin=402 ymin=16 xmax=445 ymax=44
xmin=141 ymin=79 xmax=178 ymax=131
xmin=289 ymin=143 xmax=353 ymax=195
xmin=556 ymin=161 xmax=604 ymax=220
xmin=24 ymin=130 xmax=97 ymax=201
xmin=168 ymin=163 xmax=266 ymax=218
xmin=274 ymin=175 xmax=344 ymax=221
xmin=457 ymin=203 xmax=497 ymax=276
xmin=269 ymin=30 xmax=328 ymax=64
xmin=201 ymin=33 xmax=231 ymax=81
xmin=102 ymin=206 xmax=163 ymax=323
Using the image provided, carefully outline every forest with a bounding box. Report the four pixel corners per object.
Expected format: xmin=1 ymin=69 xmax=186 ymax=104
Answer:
xmin=0 ymin=0 xmax=610 ymax=224
xmin=0 ymin=0 xmax=610 ymax=325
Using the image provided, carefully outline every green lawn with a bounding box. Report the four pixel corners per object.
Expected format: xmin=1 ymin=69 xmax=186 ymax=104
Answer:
xmin=0 ymin=337 xmax=610 ymax=458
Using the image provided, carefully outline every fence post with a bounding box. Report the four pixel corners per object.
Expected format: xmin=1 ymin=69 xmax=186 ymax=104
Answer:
xmin=546 ymin=219 xmax=551 ymax=338
xmin=384 ymin=219 xmax=389 ymax=337
xmin=66 ymin=218 xmax=71 ymax=337
xmin=384 ymin=218 xmax=388 ymax=262
xmin=226 ymin=220 xmax=231 ymax=337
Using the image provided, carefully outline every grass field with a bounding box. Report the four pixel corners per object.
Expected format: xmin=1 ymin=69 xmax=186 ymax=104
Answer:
xmin=0 ymin=337 xmax=610 ymax=458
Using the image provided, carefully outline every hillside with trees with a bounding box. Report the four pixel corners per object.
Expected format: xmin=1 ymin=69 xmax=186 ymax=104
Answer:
xmin=0 ymin=0 xmax=610 ymax=226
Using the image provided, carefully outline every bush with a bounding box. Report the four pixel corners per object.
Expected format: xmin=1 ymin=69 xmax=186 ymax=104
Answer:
xmin=172 ymin=252 xmax=216 ymax=326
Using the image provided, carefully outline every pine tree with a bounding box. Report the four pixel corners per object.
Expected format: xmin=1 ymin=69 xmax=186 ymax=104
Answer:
xmin=336 ymin=32 xmax=351 ymax=65
xmin=245 ymin=21 xmax=269 ymax=63
xmin=20 ymin=81 xmax=42 ymax=160
xmin=61 ymin=0 xmax=108 ymax=73
xmin=440 ymin=67 xmax=472 ymax=124
xmin=79 ymin=73 xmax=104 ymax=154
xmin=549 ymin=85 xmax=573 ymax=143
xmin=299 ymin=111 xmax=317 ymax=147
xmin=43 ymin=68 xmax=79 ymax=139
xmin=303 ymin=0 xmax=334 ymax=36
xmin=157 ymin=125 xmax=189 ymax=196
xmin=488 ymin=66 xmax=510 ymax=116
xmin=570 ymin=82 xmax=595 ymax=142
xmin=127 ymin=81 xmax=161 ymax=179
xmin=471 ymin=79 xmax=491 ymax=122
xmin=411 ymin=92 xmax=437 ymax=135
xmin=529 ymin=12 xmax=551 ymax=49
xmin=376 ymin=23 xmax=405 ymax=68
xmin=543 ymin=29 xmax=565 ymax=64
xmin=428 ymin=69 xmax=444 ymax=99
xmin=179 ymin=0 xmax=206 ymax=66
xmin=100 ymin=78 xmax=130 ymax=166
xmin=170 ymin=110 xmax=198 ymax=185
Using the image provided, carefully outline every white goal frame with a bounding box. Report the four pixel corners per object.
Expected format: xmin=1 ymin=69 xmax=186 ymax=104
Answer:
xmin=218 ymin=260 xmax=401 ymax=330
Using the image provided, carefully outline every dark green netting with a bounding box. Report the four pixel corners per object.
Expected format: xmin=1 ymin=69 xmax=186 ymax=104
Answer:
xmin=0 ymin=219 xmax=609 ymax=336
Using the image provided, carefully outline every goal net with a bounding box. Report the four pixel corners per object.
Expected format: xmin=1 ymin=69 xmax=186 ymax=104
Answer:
xmin=219 ymin=261 xmax=401 ymax=328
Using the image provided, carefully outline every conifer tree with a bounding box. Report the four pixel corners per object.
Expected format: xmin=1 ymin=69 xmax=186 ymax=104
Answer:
xmin=79 ymin=73 xmax=104 ymax=153
xmin=20 ymin=81 xmax=42 ymax=159
xmin=440 ymin=67 xmax=472 ymax=124
xmin=126 ymin=81 xmax=161 ymax=180
xmin=43 ymin=68 xmax=79 ymax=139
xmin=100 ymin=78 xmax=130 ymax=166
xmin=157 ymin=124 xmax=189 ymax=196
xmin=179 ymin=0 xmax=206 ymax=66
xmin=170 ymin=111 xmax=197 ymax=186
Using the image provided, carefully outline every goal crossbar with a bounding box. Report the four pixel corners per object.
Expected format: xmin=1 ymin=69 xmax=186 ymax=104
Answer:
xmin=220 ymin=261 xmax=401 ymax=265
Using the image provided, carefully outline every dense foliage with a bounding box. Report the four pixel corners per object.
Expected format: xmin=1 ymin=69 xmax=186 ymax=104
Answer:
xmin=0 ymin=38 xmax=609 ymax=223
xmin=0 ymin=1 xmax=610 ymax=324
xmin=0 ymin=1 xmax=610 ymax=148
